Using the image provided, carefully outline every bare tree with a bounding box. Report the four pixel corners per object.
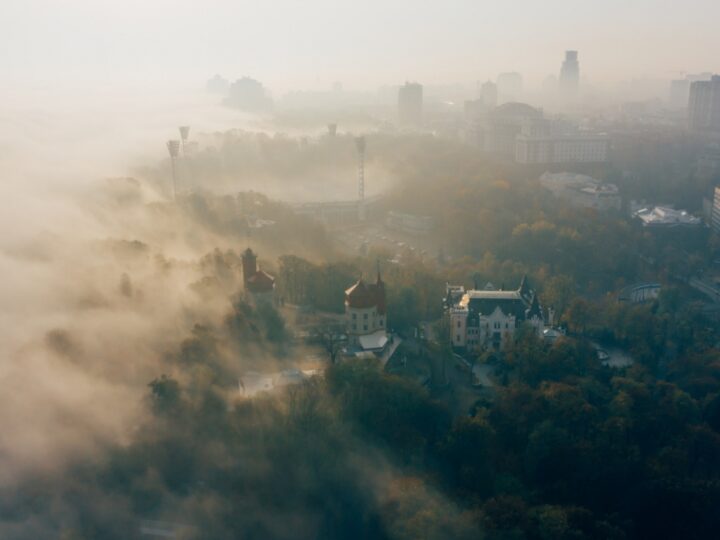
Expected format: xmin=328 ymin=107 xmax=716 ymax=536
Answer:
xmin=317 ymin=326 xmax=346 ymax=365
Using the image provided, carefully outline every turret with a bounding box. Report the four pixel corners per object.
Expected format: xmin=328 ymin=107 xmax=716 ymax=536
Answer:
xmin=519 ymin=274 xmax=532 ymax=301
xmin=242 ymin=248 xmax=258 ymax=288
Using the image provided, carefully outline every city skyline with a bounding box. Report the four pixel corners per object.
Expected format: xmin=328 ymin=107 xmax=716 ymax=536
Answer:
xmin=1 ymin=0 xmax=719 ymax=94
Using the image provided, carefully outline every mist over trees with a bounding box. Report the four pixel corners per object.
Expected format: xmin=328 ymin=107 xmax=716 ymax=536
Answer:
xmin=2 ymin=102 xmax=720 ymax=540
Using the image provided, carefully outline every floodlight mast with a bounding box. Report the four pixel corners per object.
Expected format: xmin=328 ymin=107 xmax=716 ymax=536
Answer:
xmin=179 ymin=126 xmax=190 ymax=155
xmin=355 ymin=136 xmax=366 ymax=201
xmin=166 ymin=140 xmax=181 ymax=200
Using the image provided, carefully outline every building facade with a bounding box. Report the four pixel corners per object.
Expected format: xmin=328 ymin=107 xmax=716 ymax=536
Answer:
xmin=344 ymin=271 xmax=388 ymax=353
xmin=516 ymin=133 xmax=609 ymax=164
xmin=481 ymin=102 xmax=543 ymax=157
xmin=474 ymin=102 xmax=609 ymax=163
xmin=712 ymin=186 xmax=720 ymax=234
xmin=385 ymin=211 xmax=434 ymax=235
xmin=398 ymin=82 xmax=423 ymax=127
xmin=445 ymin=278 xmax=544 ymax=353
xmin=480 ymin=80 xmax=498 ymax=108
xmin=689 ymin=75 xmax=720 ymax=135
xmin=559 ymin=50 xmax=580 ymax=93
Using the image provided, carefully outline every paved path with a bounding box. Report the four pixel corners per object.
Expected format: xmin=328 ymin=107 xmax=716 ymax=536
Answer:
xmin=472 ymin=363 xmax=495 ymax=387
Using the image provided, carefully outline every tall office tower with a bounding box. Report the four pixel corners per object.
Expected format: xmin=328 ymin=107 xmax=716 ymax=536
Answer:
xmin=398 ymin=82 xmax=423 ymax=126
xmin=559 ymin=51 xmax=580 ymax=92
xmin=689 ymin=75 xmax=720 ymax=135
xmin=670 ymin=79 xmax=691 ymax=108
xmin=712 ymin=186 xmax=720 ymax=234
xmin=480 ymin=80 xmax=498 ymax=108
xmin=497 ymin=72 xmax=523 ymax=102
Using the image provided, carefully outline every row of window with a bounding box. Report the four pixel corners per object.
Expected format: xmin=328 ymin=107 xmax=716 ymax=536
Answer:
xmin=460 ymin=321 xmax=510 ymax=331
xmin=351 ymin=319 xmax=384 ymax=332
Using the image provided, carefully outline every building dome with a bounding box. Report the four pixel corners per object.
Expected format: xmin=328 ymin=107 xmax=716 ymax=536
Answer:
xmin=345 ymin=279 xmax=376 ymax=309
xmin=345 ymin=276 xmax=386 ymax=313
xmin=491 ymin=102 xmax=541 ymax=119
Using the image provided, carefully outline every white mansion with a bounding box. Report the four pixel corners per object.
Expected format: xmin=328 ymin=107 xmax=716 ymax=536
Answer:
xmin=445 ymin=277 xmax=545 ymax=352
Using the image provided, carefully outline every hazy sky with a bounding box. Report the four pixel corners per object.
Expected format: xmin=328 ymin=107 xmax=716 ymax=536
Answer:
xmin=1 ymin=0 xmax=719 ymax=93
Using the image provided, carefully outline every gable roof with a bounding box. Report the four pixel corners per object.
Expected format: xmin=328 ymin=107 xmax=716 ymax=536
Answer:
xmin=247 ymin=269 xmax=275 ymax=293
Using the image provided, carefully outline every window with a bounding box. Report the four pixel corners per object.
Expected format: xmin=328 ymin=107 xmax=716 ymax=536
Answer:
xmin=379 ymin=319 xmax=384 ymax=327
xmin=352 ymin=324 xmax=356 ymax=330
xmin=494 ymin=322 xmax=500 ymax=329
xmin=364 ymin=325 xmax=368 ymax=331
xmin=364 ymin=313 xmax=368 ymax=320
xmin=457 ymin=321 xmax=461 ymax=328
xmin=456 ymin=334 xmax=461 ymax=342
xmin=352 ymin=313 xmax=357 ymax=320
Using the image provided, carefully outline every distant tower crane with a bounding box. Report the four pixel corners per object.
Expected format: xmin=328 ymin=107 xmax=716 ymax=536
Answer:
xmin=166 ymin=139 xmax=181 ymax=200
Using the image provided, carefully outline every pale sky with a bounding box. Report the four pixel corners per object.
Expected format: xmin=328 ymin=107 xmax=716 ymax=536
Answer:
xmin=1 ymin=0 xmax=719 ymax=93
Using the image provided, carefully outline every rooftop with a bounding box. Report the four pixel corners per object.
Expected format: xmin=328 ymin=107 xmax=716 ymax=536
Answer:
xmin=460 ymin=290 xmax=522 ymax=307
xmin=634 ymin=206 xmax=701 ymax=227
xmin=540 ymin=172 xmax=618 ymax=194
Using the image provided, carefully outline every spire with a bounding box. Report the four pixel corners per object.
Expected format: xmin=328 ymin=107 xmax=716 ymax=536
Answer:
xmin=527 ymin=293 xmax=542 ymax=319
xmin=519 ymin=274 xmax=531 ymax=300
xmin=376 ymin=259 xmax=382 ymax=284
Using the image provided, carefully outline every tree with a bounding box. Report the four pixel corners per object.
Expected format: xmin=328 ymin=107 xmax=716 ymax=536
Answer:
xmin=564 ymin=298 xmax=592 ymax=335
xmin=318 ymin=326 xmax=346 ymax=365
xmin=148 ymin=375 xmax=182 ymax=415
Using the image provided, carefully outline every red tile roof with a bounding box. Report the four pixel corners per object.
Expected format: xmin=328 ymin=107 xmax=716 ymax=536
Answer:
xmin=247 ymin=269 xmax=275 ymax=293
xmin=345 ymin=275 xmax=386 ymax=314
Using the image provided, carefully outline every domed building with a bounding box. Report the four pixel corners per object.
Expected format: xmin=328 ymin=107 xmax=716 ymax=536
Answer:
xmin=344 ymin=270 xmax=388 ymax=354
xmin=482 ymin=102 xmax=543 ymax=157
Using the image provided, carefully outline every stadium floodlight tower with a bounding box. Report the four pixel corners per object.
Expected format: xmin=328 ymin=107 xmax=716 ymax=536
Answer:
xmin=355 ymin=136 xmax=366 ymax=201
xmin=355 ymin=136 xmax=366 ymax=221
xmin=166 ymin=139 xmax=181 ymax=200
xmin=179 ymin=126 xmax=191 ymax=155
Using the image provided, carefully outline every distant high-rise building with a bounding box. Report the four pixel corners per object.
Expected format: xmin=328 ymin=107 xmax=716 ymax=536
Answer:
xmin=480 ymin=80 xmax=498 ymax=108
xmin=689 ymin=75 xmax=720 ymax=135
xmin=224 ymin=77 xmax=274 ymax=113
xmin=698 ymin=145 xmax=720 ymax=182
xmin=497 ymin=72 xmax=523 ymax=103
xmin=398 ymin=82 xmax=423 ymax=126
xmin=712 ymin=186 xmax=720 ymax=233
xmin=670 ymin=73 xmax=713 ymax=108
xmin=559 ymin=51 xmax=580 ymax=92
xmin=670 ymin=79 xmax=691 ymax=108
xmin=206 ymin=74 xmax=230 ymax=94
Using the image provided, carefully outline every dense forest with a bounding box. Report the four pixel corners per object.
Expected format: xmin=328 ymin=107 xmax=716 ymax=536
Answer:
xmin=6 ymin=292 xmax=719 ymax=539
xmin=3 ymin=130 xmax=719 ymax=539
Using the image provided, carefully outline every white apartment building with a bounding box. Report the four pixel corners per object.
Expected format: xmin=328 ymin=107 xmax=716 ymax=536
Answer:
xmin=516 ymin=134 xmax=609 ymax=164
